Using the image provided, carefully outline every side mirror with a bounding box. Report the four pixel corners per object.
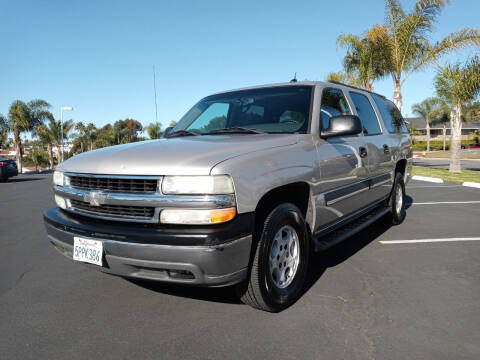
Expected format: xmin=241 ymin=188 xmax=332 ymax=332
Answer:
xmin=321 ymin=115 xmax=362 ymax=138
xmin=162 ymin=126 xmax=174 ymax=138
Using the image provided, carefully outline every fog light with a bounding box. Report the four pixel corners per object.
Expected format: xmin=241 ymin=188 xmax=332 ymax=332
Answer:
xmin=55 ymin=195 xmax=67 ymax=209
xmin=168 ymin=270 xmax=194 ymax=279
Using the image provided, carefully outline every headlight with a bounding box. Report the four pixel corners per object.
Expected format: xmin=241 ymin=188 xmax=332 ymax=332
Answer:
xmin=160 ymin=208 xmax=236 ymax=225
xmin=53 ymin=171 xmax=65 ymax=186
xmin=161 ymin=175 xmax=234 ymax=195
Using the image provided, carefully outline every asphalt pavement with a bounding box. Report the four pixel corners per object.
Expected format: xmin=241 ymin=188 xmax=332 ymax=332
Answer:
xmin=1 ymin=174 xmax=479 ymax=360
xmin=414 ymin=157 xmax=480 ymax=171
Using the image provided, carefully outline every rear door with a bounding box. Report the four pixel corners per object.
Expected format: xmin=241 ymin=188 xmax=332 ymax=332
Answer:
xmin=347 ymin=91 xmax=393 ymax=200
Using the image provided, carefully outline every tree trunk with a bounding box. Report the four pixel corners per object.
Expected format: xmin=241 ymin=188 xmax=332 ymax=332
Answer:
xmin=47 ymin=143 xmax=54 ymax=169
xmin=393 ymin=79 xmax=402 ymax=111
xmin=14 ymin=135 xmax=23 ymax=174
xmin=449 ymin=105 xmax=462 ymax=173
xmin=426 ymin=120 xmax=431 ymax=152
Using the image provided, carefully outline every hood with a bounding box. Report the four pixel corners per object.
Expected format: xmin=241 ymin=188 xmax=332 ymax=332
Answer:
xmin=58 ymin=134 xmax=298 ymax=175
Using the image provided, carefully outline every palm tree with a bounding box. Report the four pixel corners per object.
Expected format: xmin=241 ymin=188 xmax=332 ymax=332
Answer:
xmin=0 ymin=114 xmax=8 ymax=149
xmin=7 ymin=100 xmax=54 ymax=173
xmin=382 ymin=0 xmax=480 ymax=110
xmin=326 ymin=71 xmax=363 ymax=88
xmin=146 ymin=122 xmax=163 ymax=139
xmin=411 ymin=97 xmax=448 ymax=152
xmin=337 ymin=25 xmax=391 ymax=90
xmin=435 ymin=56 xmax=480 ymax=172
xmin=34 ymin=118 xmax=74 ymax=166
xmin=339 ymin=1 xmax=480 ymax=110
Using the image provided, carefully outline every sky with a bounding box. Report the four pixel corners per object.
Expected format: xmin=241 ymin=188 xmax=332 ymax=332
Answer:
xmin=1 ymin=0 xmax=479 ymax=135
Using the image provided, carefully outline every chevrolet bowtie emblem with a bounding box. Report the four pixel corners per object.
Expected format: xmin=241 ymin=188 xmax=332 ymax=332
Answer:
xmin=84 ymin=191 xmax=107 ymax=207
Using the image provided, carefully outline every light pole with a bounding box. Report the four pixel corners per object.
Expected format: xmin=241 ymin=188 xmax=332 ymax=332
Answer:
xmin=60 ymin=106 xmax=73 ymax=162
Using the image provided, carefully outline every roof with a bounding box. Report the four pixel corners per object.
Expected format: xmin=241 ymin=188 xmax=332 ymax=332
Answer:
xmin=405 ymin=117 xmax=480 ymax=129
xmin=208 ymin=80 xmax=392 ymax=102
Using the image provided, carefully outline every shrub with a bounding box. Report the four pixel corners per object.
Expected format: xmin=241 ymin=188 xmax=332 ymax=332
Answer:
xmin=412 ymin=139 xmax=474 ymax=151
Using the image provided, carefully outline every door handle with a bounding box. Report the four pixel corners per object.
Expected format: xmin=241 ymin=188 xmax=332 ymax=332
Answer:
xmin=359 ymin=146 xmax=368 ymax=158
xmin=383 ymin=144 xmax=390 ymax=154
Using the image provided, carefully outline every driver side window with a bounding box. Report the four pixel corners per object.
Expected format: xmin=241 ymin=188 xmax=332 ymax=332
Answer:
xmin=320 ymin=88 xmax=352 ymax=130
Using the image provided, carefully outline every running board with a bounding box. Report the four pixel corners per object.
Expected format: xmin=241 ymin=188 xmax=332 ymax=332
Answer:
xmin=312 ymin=206 xmax=391 ymax=251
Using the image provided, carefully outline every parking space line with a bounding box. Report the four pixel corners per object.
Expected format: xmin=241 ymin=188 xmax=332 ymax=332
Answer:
xmin=380 ymin=237 xmax=480 ymax=244
xmin=408 ymin=201 xmax=480 ymax=205
xmin=407 ymin=185 xmax=462 ymax=189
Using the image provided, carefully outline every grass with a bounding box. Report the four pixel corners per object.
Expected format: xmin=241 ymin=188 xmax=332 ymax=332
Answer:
xmin=417 ymin=151 xmax=480 ymax=159
xmin=412 ymin=166 xmax=480 ymax=184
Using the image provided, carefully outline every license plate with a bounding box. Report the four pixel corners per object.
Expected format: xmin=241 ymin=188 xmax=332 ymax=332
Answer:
xmin=73 ymin=237 xmax=103 ymax=266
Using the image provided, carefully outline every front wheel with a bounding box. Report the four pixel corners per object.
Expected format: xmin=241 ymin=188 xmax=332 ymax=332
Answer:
xmin=390 ymin=172 xmax=406 ymax=225
xmin=237 ymin=203 xmax=310 ymax=312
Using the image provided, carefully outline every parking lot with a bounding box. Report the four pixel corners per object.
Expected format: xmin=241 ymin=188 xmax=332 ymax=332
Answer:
xmin=1 ymin=174 xmax=479 ymax=360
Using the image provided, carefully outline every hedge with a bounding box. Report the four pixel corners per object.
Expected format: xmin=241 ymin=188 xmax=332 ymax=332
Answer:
xmin=412 ymin=139 xmax=475 ymax=151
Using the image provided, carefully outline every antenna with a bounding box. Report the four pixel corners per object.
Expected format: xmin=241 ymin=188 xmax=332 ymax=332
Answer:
xmin=153 ymin=65 xmax=158 ymax=123
xmin=290 ymin=72 xmax=297 ymax=83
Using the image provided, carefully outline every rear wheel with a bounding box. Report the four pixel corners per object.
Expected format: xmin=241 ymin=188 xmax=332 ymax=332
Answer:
xmin=390 ymin=172 xmax=406 ymax=225
xmin=0 ymin=177 xmax=7 ymax=183
xmin=237 ymin=203 xmax=310 ymax=312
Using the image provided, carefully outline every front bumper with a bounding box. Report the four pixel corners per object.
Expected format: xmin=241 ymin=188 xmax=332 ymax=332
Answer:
xmin=44 ymin=207 xmax=253 ymax=287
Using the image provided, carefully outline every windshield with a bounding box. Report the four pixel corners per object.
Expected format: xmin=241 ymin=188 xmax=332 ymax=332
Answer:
xmin=173 ymin=86 xmax=312 ymax=134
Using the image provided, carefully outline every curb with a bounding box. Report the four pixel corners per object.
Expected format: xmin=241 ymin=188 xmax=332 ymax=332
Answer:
xmin=463 ymin=182 xmax=480 ymax=189
xmin=412 ymin=175 xmax=444 ymax=183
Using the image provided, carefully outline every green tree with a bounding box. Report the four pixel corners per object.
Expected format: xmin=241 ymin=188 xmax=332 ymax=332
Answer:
xmin=113 ymin=119 xmax=143 ymax=144
xmin=6 ymin=100 xmax=54 ymax=173
xmin=146 ymin=122 xmax=163 ymax=139
xmin=435 ymin=56 xmax=480 ymax=172
xmin=326 ymin=71 xmax=363 ymax=88
xmin=72 ymin=122 xmax=97 ymax=153
xmin=34 ymin=118 xmax=74 ymax=167
xmin=339 ymin=0 xmax=480 ymax=110
xmin=336 ymin=25 xmax=391 ymax=90
xmin=382 ymin=0 xmax=480 ymax=110
xmin=0 ymin=114 xmax=9 ymax=149
xmin=26 ymin=144 xmax=49 ymax=172
xmin=411 ymin=97 xmax=448 ymax=151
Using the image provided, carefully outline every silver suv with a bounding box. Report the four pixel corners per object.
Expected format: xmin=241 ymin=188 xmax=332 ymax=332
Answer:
xmin=44 ymin=81 xmax=412 ymax=312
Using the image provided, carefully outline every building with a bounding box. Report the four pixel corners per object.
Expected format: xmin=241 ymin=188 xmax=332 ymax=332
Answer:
xmin=405 ymin=117 xmax=480 ymax=141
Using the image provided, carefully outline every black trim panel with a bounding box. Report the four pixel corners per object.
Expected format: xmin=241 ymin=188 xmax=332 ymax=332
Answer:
xmin=370 ymin=172 xmax=392 ymax=186
xmin=44 ymin=207 xmax=254 ymax=247
xmin=324 ymin=179 xmax=370 ymax=204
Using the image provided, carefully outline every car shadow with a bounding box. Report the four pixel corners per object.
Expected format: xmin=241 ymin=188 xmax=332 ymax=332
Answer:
xmin=4 ymin=177 xmax=45 ymax=183
xmin=128 ymin=278 xmax=242 ymax=304
xmin=301 ymin=215 xmax=393 ymax=297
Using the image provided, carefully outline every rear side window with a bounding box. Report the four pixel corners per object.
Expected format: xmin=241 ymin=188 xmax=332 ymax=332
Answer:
xmin=372 ymin=95 xmax=408 ymax=134
xmin=320 ymin=88 xmax=351 ymax=130
xmin=349 ymin=92 xmax=381 ymax=135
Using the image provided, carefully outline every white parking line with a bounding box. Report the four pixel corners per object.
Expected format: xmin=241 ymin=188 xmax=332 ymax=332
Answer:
xmin=407 ymin=185 xmax=461 ymax=189
xmin=408 ymin=201 xmax=480 ymax=205
xmin=380 ymin=237 xmax=480 ymax=244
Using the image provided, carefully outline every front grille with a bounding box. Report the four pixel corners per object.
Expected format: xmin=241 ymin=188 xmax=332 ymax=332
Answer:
xmin=68 ymin=175 xmax=158 ymax=193
xmin=70 ymin=199 xmax=155 ymax=219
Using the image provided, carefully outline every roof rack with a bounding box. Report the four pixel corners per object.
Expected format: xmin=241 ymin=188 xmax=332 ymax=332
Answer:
xmin=326 ymin=80 xmax=386 ymax=99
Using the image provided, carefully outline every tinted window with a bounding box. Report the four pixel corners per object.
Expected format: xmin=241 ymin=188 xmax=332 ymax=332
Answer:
xmin=372 ymin=94 xmax=408 ymax=133
xmin=320 ymin=88 xmax=351 ymax=130
xmin=177 ymin=86 xmax=312 ymax=134
xmin=350 ymin=92 xmax=381 ymax=135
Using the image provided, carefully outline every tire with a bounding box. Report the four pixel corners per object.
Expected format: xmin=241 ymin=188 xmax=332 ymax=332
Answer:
xmin=0 ymin=177 xmax=7 ymax=183
xmin=237 ymin=203 xmax=310 ymax=312
xmin=390 ymin=172 xmax=406 ymax=225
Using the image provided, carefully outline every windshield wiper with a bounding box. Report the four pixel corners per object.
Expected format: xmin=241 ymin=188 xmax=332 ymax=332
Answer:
xmin=207 ymin=127 xmax=265 ymax=135
xmin=167 ymin=130 xmax=200 ymax=138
